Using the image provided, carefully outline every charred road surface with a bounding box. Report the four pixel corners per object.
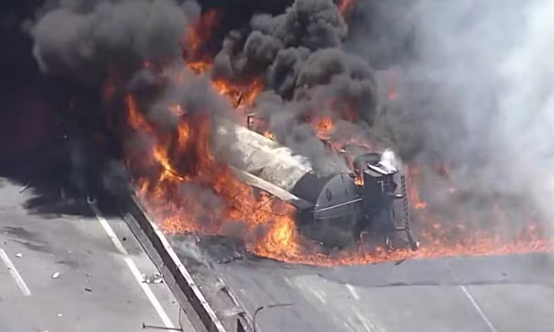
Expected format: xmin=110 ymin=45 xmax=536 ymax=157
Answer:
xmin=171 ymin=236 xmax=554 ymax=332
xmin=0 ymin=179 xmax=191 ymax=332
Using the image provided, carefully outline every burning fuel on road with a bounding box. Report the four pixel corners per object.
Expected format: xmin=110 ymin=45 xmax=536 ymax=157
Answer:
xmin=27 ymin=0 xmax=554 ymax=266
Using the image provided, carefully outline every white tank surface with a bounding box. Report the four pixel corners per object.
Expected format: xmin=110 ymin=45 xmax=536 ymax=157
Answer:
xmin=214 ymin=120 xmax=313 ymax=192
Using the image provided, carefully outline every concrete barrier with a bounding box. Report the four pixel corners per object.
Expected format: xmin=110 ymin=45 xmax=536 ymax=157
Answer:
xmin=123 ymin=193 xmax=247 ymax=332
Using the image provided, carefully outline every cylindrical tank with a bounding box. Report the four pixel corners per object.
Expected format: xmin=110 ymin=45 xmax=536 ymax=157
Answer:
xmin=291 ymin=172 xmax=363 ymax=248
xmin=214 ymin=120 xmax=365 ymax=248
xmin=214 ymin=120 xmax=313 ymax=192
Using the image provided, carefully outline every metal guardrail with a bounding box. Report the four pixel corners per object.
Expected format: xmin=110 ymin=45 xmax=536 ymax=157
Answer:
xmin=124 ymin=194 xmax=244 ymax=332
xmin=400 ymin=175 xmax=418 ymax=250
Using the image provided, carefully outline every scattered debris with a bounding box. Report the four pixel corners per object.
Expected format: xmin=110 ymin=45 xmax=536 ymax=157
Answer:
xmin=142 ymin=273 xmax=164 ymax=284
xmin=221 ymin=307 xmax=245 ymax=318
xmin=395 ymin=258 xmax=407 ymax=266
xmin=141 ymin=323 xmax=182 ymax=331
xmin=15 ymin=253 xmax=22 ymax=258
xmin=253 ymin=303 xmax=294 ymax=332
xmin=217 ymin=255 xmax=243 ymax=264
xmin=86 ymin=194 xmax=96 ymax=204
xmin=51 ymin=272 xmax=60 ymax=279
xmin=19 ymin=183 xmax=30 ymax=194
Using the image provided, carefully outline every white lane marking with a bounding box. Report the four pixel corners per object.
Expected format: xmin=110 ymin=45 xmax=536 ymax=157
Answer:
xmin=128 ymin=195 xmax=227 ymax=332
xmin=346 ymin=284 xmax=360 ymax=300
xmin=0 ymin=248 xmax=31 ymax=296
xmin=354 ymin=309 xmax=378 ymax=332
xmin=460 ymin=285 xmax=499 ymax=332
xmin=88 ymin=203 xmax=174 ymax=329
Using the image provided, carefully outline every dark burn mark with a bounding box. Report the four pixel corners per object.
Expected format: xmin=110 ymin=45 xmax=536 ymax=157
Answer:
xmin=23 ymin=194 xmax=95 ymax=218
xmin=13 ymin=240 xmax=51 ymax=253
xmin=55 ymin=259 xmax=80 ymax=269
xmin=3 ymin=226 xmax=52 ymax=253
xmin=197 ymin=235 xmax=246 ymax=264
xmin=3 ymin=226 xmax=39 ymax=242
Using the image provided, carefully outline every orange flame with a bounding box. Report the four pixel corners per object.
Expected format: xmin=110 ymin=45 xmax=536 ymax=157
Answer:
xmin=313 ymin=115 xmax=335 ymax=140
xmin=181 ymin=9 xmax=222 ymax=77
xmin=126 ymin=93 xmax=302 ymax=260
xmin=212 ymin=78 xmax=264 ymax=109
xmin=188 ymin=61 xmax=212 ymax=75
xmin=181 ymin=10 xmax=265 ymax=110
xmin=130 ymin=92 xmax=554 ymax=265
xmin=338 ymin=0 xmax=356 ymax=16
xmin=184 ymin=9 xmax=221 ymax=62
xmin=263 ymin=131 xmax=276 ymax=140
xmin=405 ymin=166 xmax=428 ymax=210
xmin=386 ymin=69 xmax=400 ymax=101
xmin=122 ymin=11 xmax=554 ymax=267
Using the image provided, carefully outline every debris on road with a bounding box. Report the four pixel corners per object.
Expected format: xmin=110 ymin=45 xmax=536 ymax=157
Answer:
xmin=142 ymin=322 xmax=182 ymax=331
xmin=142 ymin=273 xmax=164 ymax=284
xmin=19 ymin=183 xmax=30 ymax=193
xmin=51 ymin=272 xmax=60 ymax=279
xmin=395 ymin=258 xmax=407 ymax=266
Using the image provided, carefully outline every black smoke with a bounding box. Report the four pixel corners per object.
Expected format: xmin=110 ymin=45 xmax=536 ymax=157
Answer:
xmin=208 ymin=0 xmax=380 ymax=174
xmin=0 ymin=0 xmax=71 ymax=176
xmin=26 ymin=0 xmax=384 ymax=182
xmin=6 ymin=0 xmax=551 ymax=243
xmin=32 ymin=0 xmax=200 ymax=84
xmin=345 ymin=0 xmax=554 ymax=236
xmin=26 ymin=0 xmax=203 ymax=197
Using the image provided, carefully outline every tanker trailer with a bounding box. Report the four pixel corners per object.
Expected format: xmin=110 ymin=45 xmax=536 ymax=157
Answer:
xmin=214 ymin=120 xmax=419 ymax=250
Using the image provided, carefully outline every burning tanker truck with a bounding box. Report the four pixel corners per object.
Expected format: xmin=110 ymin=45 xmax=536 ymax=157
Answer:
xmin=214 ymin=119 xmax=419 ymax=251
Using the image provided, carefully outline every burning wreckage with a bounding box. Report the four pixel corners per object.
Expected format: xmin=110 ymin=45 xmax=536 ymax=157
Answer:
xmin=19 ymin=0 xmax=554 ymax=329
xmin=124 ymin=79 xmax=420 ymax=263
xmin=217 ymin=119 xmax=419 ymax=251
xmin=29 ymin=0 xmax=554 ymax=269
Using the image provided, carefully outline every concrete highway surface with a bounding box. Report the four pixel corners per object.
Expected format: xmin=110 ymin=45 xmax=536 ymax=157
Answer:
xmin=174 ymin=236 xmax=554 ymax=332
xmin=0 ymin=178 xmax=195 ymax=332
xmin=212 ymin=254 xmax=554 ymax=332
xmin=5 ymin=168 xmax=554 ymax=332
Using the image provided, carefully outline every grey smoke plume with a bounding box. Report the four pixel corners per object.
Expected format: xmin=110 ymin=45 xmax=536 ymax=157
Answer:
xmin=213 ymin=0 xmax=347 ymax=79
xmin=212 ymin=0 xmax=378 ymax=175
xmin=28 ymin=0 xmax=554 ymax=240
xmin=32 ymin=0 xmax=200 ymax=84
xmin=29 ymin=0 xmax=381 ymax=177
xmin=348 ymin=0 xmax=554 ymax=229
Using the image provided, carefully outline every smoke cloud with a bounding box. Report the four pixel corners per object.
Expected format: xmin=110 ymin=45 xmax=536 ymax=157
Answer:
xmin=27 ymin=0 xmax=554 ymax=237
xmin=30 ymin=0 xmax=377 ymax=178
xmin=347 ymin=0 xmax=554 ymax=229
xmin=32 ymin=0 xmax=200 ymax=84
xmin=211 ymin=0 xmax=379 ymax=175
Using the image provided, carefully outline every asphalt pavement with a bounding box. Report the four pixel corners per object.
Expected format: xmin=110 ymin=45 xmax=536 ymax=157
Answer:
xmin=0 ymin=178 xmax=195 ymax=332
xmin=173 ymin=235 xmax=554 ymax=332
